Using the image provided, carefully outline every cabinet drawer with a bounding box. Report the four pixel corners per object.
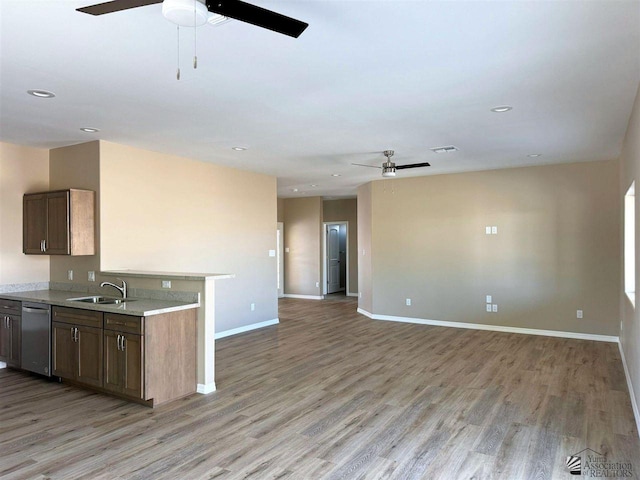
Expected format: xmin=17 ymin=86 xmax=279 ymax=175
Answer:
xmin=0 ymin=299 xmax=21 ymax=316
xmin=104 ymin=314 xmax=143 ymax=335
xmin=52 ymin=306 xmax=102 ymax=328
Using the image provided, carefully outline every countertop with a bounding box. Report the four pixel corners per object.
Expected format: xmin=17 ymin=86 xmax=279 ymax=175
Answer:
xmin=0 ymin=290 xmax=199 ymax=316
xmin=101 ymin=270 xmax=234 ymax=281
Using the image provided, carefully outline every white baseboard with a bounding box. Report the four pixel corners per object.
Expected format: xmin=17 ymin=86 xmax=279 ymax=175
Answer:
xmin=283 ymin=294 xmax=325 ymax=300
xmin=197 ymin=382 xmax=217 ymax=394
xmin=357 ymin=307 xmax=373 ymax=318
xmin=347 ymin=292 xmax=358 ymax=297
xmin=0 ymin=361 xmax=6 ymax=369
xmin=357 ymin=309 xmax=618 ymax=343
xmin=619 ymin=341 xmax=640 ymax=439
xmin=215 ymin=318 xmax=279 ymax=339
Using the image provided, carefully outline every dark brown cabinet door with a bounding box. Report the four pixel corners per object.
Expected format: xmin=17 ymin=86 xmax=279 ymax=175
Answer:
xmin=103 ymin=330 xmax=122 ymax=394
xmin=76 ymin=325 xmax=103 ymax=388
xmin=103 ymin=331 xmax=143 ymax=399
xmin=23 ymin=194 xmax=47 ymax=254
xmin=7 ymin=315 xmax=21 ymax=368
xmin=52 ymin=321 xmax=75 ymax=379
xmin=45 ymin=191 xmax=70 ymax=255
xmin=122 ymin=334 xmax=143 ymax=399
xmin=0 ymin=316 xmax=9 ymax=362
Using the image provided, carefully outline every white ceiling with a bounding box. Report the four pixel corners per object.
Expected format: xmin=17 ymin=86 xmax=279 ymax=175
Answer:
xmin=1 ymin=0 xmax=639 ymax=198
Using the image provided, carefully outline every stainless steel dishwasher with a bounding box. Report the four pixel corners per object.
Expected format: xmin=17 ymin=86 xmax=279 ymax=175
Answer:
xmin=21 ymin=302 xmax=51 ymax=376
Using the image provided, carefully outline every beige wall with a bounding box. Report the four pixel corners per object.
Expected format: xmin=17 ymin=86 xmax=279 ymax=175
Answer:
xmin=0 ymin=142 xmax=49 ymax=285
xmin=362 ymin=159 xmax=620 ymax=337
xmin=49 ymin=141 xmax=102 ymax=284
xmin=620 ymin=82 xmax=640 ymax=421
xmin=283 ymin=197 xmax=323 ymax=296
xmin=357 ymin=183 xmax=373 ymax=312
xmin=323 ymin=199 xmax=358 ymax=294
xmin=277 ymin=197 xmax=284 ymax=223
xmin=98 ymin=141 xmax=278 ymax=333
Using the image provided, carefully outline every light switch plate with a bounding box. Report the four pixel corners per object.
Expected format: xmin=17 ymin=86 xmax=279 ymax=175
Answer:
xmin=68 ymin=270 xmax=74 ymax=281
xmin=486 ymin=295 xmax=492 ymax=303
xmin=405 ymin=298 xmax=412 ymax=306
xmin=492 ymin=304 xmax=498 ymax=312
xmin=87 ymin=271 xmax=95 ymax=282
xmin=486 ymin=304 xmax=492 ymax=312
xmin=162 ymin=280 xmax=172 ymax=289
xmin=491 ymin=226 xmax=498 ymax=234
xmin=285 ymin=247 xmax=290 ymax=253
xmin=485 ymin=226 xmax=492 ymax=235
xmin=268 ymin=249 xmax=276 ymax=257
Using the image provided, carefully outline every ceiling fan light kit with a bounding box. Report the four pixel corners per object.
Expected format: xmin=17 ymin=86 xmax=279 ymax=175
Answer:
xmin=162 ymin=0 xmax=209 ymax=26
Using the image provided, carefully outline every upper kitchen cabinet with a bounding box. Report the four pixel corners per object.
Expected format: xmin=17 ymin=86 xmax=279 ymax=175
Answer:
xmin=23 ymin=189 xmax=95 ymax=256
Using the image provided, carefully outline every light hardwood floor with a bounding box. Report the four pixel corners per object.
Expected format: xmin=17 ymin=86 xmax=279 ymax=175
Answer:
xmin=1 ymin=296 xmax=638 ymax=479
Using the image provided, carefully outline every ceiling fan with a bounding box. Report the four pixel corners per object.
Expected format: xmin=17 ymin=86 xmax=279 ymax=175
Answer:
xmin=352 ymin=150 xmax=431 ymax=177
xmin=76 ymin=0 xmax=309 ymax=38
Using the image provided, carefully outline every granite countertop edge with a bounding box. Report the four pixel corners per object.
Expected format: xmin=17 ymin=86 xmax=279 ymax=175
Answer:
xmin=0 ymin=290 xmax=200 ymax=317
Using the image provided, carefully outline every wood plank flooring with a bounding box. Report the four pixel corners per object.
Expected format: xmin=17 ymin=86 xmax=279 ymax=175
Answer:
xmin=1 ymin=296 xmax=638 ymax=479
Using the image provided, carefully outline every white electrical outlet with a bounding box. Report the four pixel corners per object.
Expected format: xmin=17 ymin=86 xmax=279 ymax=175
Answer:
xmin=67 ymin=270 xmax=74 ymax=281
xmin=485 ymin=226 xmax=492 ymax=235
xmin=316 ymin=281 xmax=319 ymax=288
xmin=268 ymin=250 xmax=276 ymax=257
xmin=492 ymin=304 xmax=498 ymax=312
xmin=162 ymin=280 xmax=172 ymax=289
xmin=405 ymin=298 xmax=411 ymax=306
xmin=285 ymin=247 xmax=290 ymax=253
xmin=359 ymin=292 xmax=362 ymax=298
xmin=491 ymin=226 xmax=498 ymax=235
xmin=87 ymin=271 xmax=95 ymax=282
xmin=577 ymin=310 xmax=583 ymax=319
xmin=486 ymin=304 xmax=492 ymax=312
xmin=486 ymin=295 xmax=492 ymax=303
xmin=251 ymin=303 xmax=255 ymax=311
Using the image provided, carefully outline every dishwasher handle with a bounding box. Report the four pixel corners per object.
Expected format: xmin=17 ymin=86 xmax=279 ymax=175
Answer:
xmin=22 ymin=306 xmax=51 ymax=314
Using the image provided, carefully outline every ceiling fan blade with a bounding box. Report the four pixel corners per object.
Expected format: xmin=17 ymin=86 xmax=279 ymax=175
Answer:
xmin=395 ymin=162 xmax=431 ymax=170
xmin=206 ymin=0 xmax=308 ymax=38
xmin=352 ymin=163 xmax=382 ymax=169
xmin=77 ymin=0 xmax=162 ymax=15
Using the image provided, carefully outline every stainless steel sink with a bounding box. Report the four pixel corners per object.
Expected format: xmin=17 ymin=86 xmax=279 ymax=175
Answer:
xmin=66 ymin=296 xmax=135 ymax=305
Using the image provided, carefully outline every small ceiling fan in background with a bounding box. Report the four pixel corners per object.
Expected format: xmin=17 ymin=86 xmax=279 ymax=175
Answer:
xmin=352 ymin=150 xmax=430 ymax=177
xmin=77 ymin=0 xmax=309 ymax=38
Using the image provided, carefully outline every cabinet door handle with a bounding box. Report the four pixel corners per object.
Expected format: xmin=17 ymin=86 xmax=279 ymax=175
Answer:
xmin=43 ymin=240 xmax=47 ymax=252
xmin=73 ymin=327 xmax=78 ymax=342
xmin=121 ymin=336 xmax=126 ymax=351
xmin=116 ymin=334 xmax=121 ymax=351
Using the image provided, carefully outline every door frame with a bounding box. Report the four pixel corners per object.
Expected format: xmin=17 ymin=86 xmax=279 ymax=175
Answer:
xmin=277 ymin=222 xmax=284 ymax=298
xmin=322 ymin=221 xmax=349 ymax=296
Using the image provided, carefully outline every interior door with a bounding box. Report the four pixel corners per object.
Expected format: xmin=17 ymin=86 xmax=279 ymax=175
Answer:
xmin=327 ymin=225 xmax=341 ymax=294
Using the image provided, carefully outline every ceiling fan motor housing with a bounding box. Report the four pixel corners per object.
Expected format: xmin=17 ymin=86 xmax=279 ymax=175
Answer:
xmin=382 ymin=161 xmax=396 ymax=177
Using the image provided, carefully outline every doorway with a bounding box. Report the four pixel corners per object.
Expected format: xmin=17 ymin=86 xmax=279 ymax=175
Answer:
xmin=323 ymin=222 xmax=348 ymax=295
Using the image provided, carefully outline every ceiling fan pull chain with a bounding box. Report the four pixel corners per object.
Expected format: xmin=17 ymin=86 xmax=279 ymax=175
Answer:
xmin=193 ymin=0 xmax=198 ymax=69
xmin=176 ymin=25 xmax=181 ymax=80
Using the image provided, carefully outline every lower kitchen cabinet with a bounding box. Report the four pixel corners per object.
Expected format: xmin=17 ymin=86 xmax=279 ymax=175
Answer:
xmin=0 ymin=314 xmax=21 ymax=368
xmin=51 ymin=306 xmax=196 ymax=407
xmin=52 ymin=307 xmax=103 ymax=388
xmin=0 ymin=299 xmax=22 ymax=368
xmin=103 ymin=330 xmax=143 ymax=399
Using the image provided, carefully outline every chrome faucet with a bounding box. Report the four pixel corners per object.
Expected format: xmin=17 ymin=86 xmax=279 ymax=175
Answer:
xmin=100 ymin=278 xmax=127 ymax=299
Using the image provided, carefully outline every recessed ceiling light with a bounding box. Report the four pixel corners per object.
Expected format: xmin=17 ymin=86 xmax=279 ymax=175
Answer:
xmin=490 ymin=105 xmax=513 ymax=113
xmin=80 ymin=127 xmax=99 ymax=133
xmin=232 ymin=147 xmax=246 ymax=151
xmin=27 ymin=89 xmax=55 ymax=98
xmin=527 ymin=153 xmax=542 ymax=158
xmin=430 ymin=145 xmax=458 ymax=154
xmin=310 ymin=184 xmax=318 ymax=187
xmin=292 ymin=188 xmax=299 ymax=192
xmin=331 ymin=173 xmax=341 ymax=177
